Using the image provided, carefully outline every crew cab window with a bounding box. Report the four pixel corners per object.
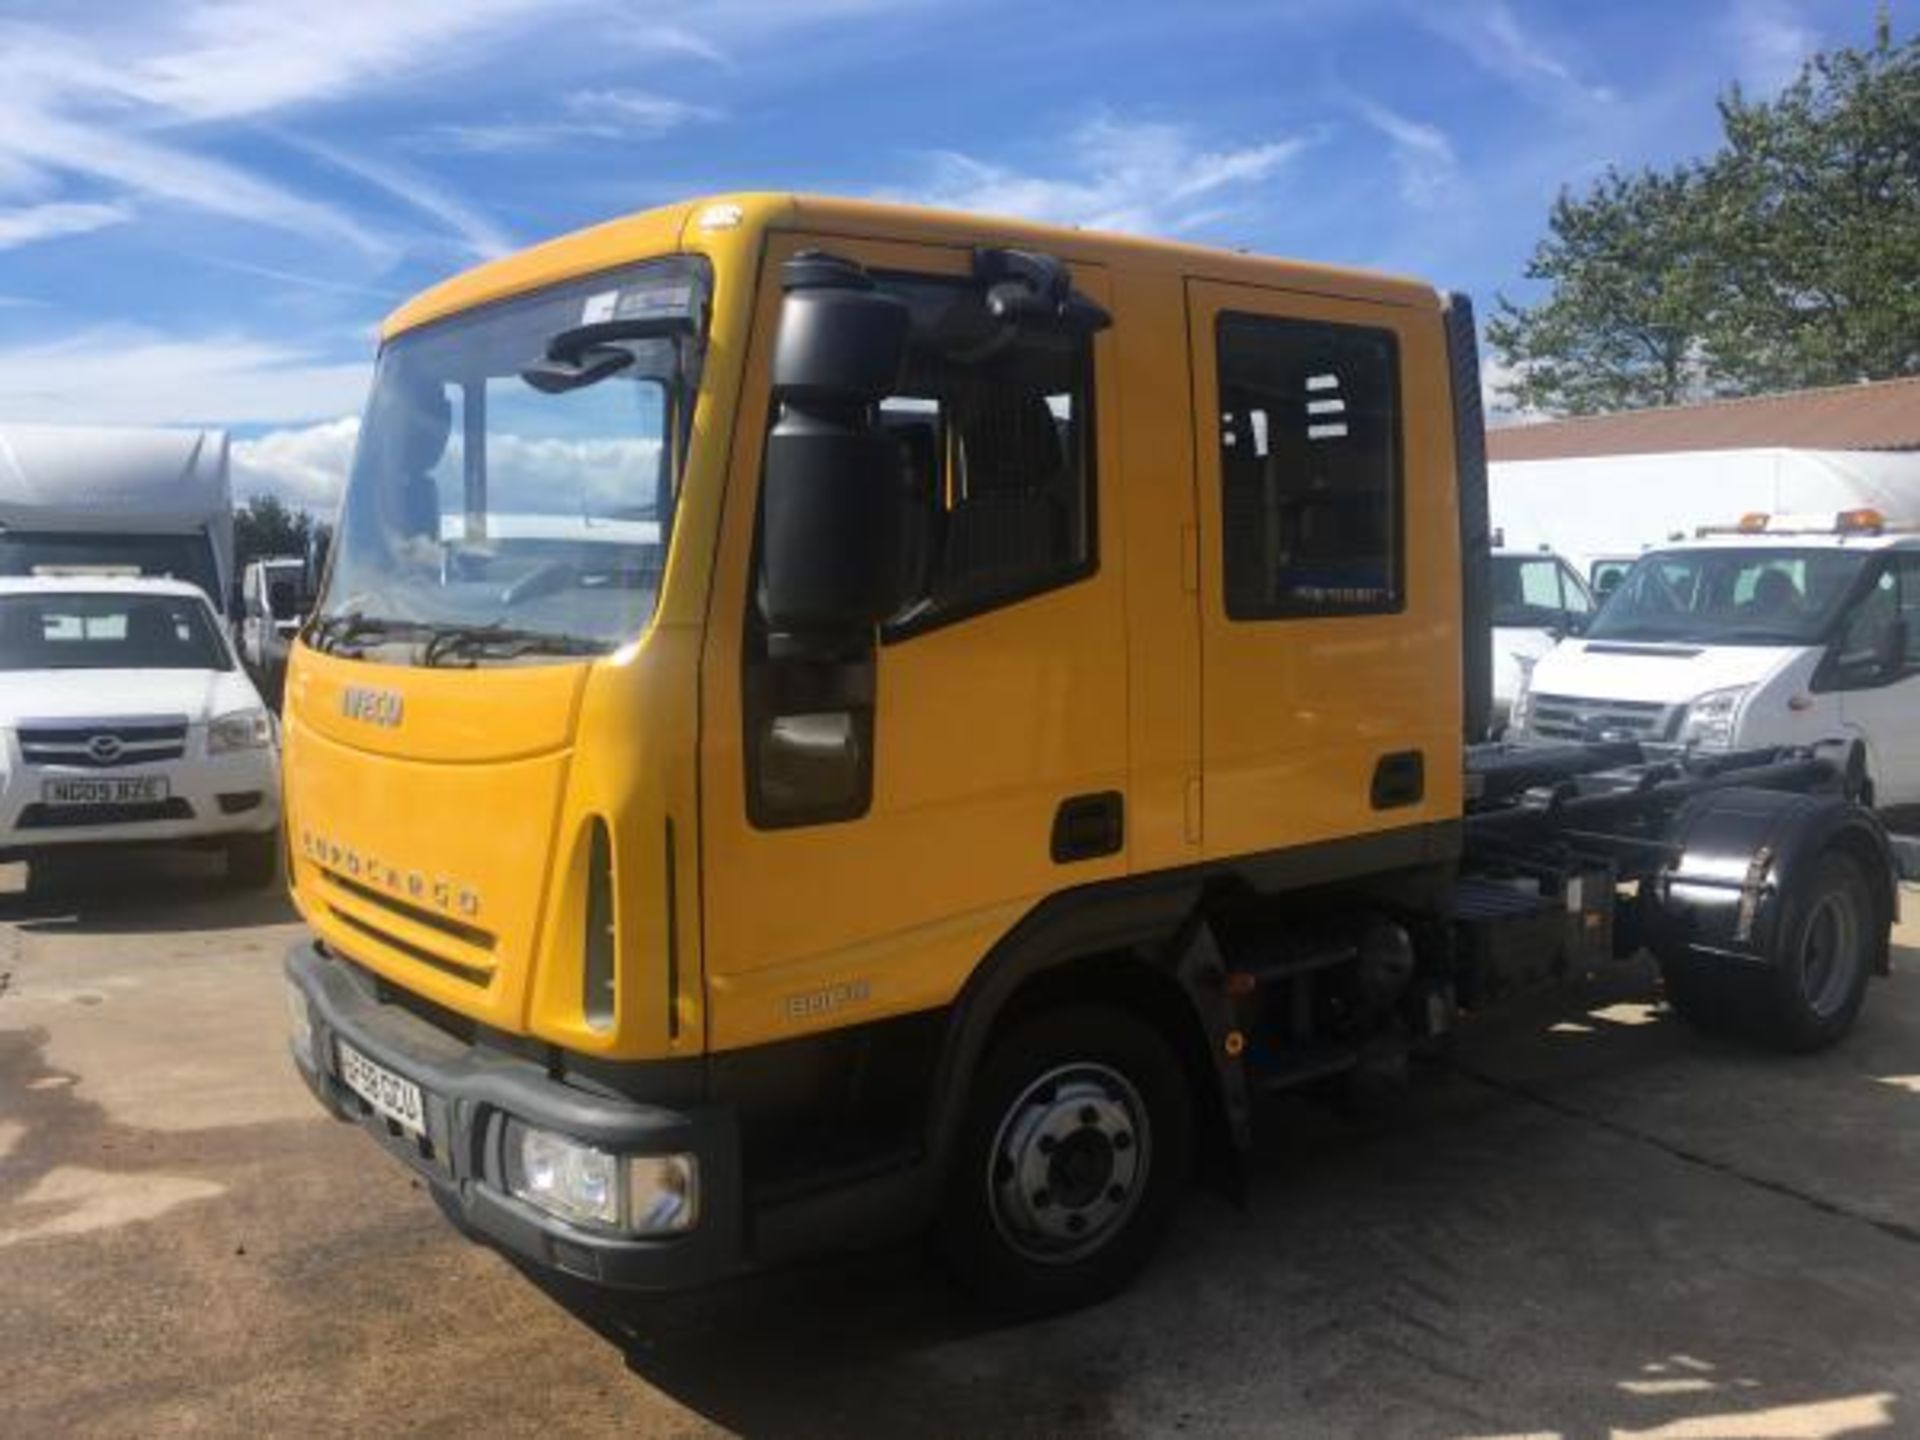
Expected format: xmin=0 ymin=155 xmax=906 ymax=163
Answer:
xmin=874 ymin=275 xmax=1094 ymax=634
xmin=1216 ymin=313 xmax=1401 ymax=619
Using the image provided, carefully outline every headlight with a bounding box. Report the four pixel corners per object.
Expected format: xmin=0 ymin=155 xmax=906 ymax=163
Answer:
xmin=1676 ymin=686 xmax=1752 ymax=750
xmin=503 ymin=1121 xmax=699 ymax=1236
xmin=209 ymin=707 xmax=273 ymax=753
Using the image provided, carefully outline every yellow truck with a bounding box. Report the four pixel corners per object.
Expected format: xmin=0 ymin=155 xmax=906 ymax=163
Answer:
xmin=283 ymin=194 xmax=1899 ymax=1314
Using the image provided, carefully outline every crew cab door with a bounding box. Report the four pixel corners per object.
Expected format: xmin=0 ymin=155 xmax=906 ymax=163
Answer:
xmin=1185 ymin=280 xmax=1462 ymax=860
xmin=1831 ymin=551 xmax=1920 ymax=806
xmin=698 ymin=233 xmax=1128 ymax=1051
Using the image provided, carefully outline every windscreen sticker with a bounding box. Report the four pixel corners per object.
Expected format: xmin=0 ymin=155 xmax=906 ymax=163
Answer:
xmin=580 ymin=290 xmax=619 ymax=324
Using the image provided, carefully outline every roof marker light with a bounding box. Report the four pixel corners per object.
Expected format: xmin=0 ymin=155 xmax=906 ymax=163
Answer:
xmin=1836 ymin=508 xmax=1885 ymax=535
xmin=1737 ymin=512 xmax=1770 ymax=533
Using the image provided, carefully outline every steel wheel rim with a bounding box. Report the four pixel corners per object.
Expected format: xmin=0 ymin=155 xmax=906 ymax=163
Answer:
xmin=986 ymin=1062 xmax=1150 ymax=1266
xmin=1799 ymin=891 xmax=1859 ymax=1020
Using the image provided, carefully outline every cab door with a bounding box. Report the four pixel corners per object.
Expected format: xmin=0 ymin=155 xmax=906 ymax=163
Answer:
xmin=698 ymin=232 xmax=1128 ymax=1052
xmin=1833 ymin=551 xmax=1920 ymax=805
xmin=1185 ymin=280 xmax=1462 ymax=861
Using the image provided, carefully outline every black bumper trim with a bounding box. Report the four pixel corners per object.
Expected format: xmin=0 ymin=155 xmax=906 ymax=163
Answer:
xmin=285 ymin=940 xmax=746 ymax=1290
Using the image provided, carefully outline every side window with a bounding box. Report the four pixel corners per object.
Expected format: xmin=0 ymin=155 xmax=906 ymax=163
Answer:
xmin=1838 ymin=568 xmax=1901 ymax=673
xmin=875 ymin=275 xmax=1094 ymax=635
xmin=1216 ymin=312 xmax=1401 ymax=619
xmin=1898 ymin=556 xmax=1920 ymax=668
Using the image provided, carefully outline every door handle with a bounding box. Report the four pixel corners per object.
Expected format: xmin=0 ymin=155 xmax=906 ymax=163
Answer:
xmin=1370 ymin=751 xmax=1424 ymax=810
xmin=1052 ymin=791 xmax=1124 ymax=863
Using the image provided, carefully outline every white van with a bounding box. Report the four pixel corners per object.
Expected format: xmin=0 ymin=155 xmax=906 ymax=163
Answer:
xmin=1490 ymin=547 xmax=1593 ymax=730
xmin=1511 ymin=512 xmax=1920 ymax=807
xmin=237 ymin=556 xmax=311 ymax=703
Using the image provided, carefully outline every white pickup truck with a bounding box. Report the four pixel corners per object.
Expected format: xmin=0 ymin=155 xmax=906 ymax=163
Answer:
xmin=1511 ymin=512 xmax=1920 ymax=808
xmin=0 ymin=576 xmax=281 ymax=884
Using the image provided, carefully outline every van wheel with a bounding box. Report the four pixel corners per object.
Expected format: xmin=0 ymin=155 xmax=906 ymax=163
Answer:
xmin=937 ymin=1005 xmax=1192 ymax=1316
xmin=1661 ymin=850 xmax=1875 ymax=1052
xmin=226 ymin=833 xmax=280 ymax=890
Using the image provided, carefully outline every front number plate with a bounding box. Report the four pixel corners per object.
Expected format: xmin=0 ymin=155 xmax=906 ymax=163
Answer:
xmin=337 ymin=1040 xmax=426 ymax=1137
xmin=43 ymin=775 xmax=170 ymax=804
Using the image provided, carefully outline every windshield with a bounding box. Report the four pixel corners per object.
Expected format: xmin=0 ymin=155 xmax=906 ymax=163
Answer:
xmin=1586 ymin=546 xmax=1871 ymax=645
xmin=319 ymin=256 xmax=709 ymax=664
xmin=0 ymin=591 xmax=231 ymax=672
xmin=0 ymin=532 xmax=220 ymax=604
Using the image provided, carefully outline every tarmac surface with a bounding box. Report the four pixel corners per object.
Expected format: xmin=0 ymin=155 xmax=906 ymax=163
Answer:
xmin=3 ymin=852 xmax=1919 ymax=1438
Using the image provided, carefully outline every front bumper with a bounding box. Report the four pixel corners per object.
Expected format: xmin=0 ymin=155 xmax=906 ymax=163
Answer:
xmin=0 ymin=746 xmax=279 ymax=853
xmin=285 ymin=940 xmax=744 ymax=1290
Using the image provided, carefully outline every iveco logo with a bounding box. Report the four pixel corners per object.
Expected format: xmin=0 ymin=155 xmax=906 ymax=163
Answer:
xmin=340 ymin=686 xmax=403 ymax=727
xmin=87 ymin=734 xmax=124 ymax=762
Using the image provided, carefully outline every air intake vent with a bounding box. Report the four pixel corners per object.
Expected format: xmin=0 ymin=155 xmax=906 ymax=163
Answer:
xmin=584 ymin=819 xmax=616 ymax=1031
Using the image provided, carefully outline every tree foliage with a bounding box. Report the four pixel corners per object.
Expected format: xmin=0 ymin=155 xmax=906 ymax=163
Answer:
xmin=234 ymin=492 xmax=313 ymax=572
xmin=1490 ymin=21 xmax=1919 ymax=414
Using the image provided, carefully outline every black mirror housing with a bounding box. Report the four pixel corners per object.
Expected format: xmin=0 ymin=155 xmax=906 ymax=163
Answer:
xmin=760 ymin=252 xmax=910 ymax=636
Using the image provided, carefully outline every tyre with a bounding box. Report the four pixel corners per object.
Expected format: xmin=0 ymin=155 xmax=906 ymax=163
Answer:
xmin=1661 ymin=850 xmax=1875 ymax=1052
xmin=226 ymin=832 xmax=280 ymax=890
xmin=936 ymin=1004 xmax=1192 ymax=1316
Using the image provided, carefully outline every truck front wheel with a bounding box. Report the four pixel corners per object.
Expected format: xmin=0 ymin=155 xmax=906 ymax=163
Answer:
xmin=937 ymin=1004 xmax=1192 ymax=1316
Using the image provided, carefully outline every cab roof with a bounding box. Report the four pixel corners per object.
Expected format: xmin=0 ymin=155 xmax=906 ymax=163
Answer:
xmin=1657 ymin=531 xmax=1920 ymax=552
xmin=382 ymin=191 xmax=1443 ymax=340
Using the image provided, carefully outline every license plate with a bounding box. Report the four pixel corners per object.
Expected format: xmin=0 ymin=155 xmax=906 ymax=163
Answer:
xmin=337 ymin=1039 xmax=426 ymax=1137
xmin=43 ymin=775 xmax=170 ymax=805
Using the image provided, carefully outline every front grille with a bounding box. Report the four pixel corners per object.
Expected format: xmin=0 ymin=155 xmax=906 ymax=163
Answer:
xmin=19 ymin=715 xmax=190 ymax=769
xmin=19 ymin=798 xmax=195 ymax=829
xmin=1528 ymin=693 xmax=1678 ymax=743
xmin=313 ymin=865 xmax=497 ymax=987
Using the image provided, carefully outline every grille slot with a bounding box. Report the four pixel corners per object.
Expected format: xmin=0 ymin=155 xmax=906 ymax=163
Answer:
xmin=19 ymin=715 xmax=189 ymax=769
xmin=20 ymin=799 xmax=194 ymax=829
xmin=313 ymin=865 xmax=497 ymax=986
xmin=1528 ymin=693 xmax=1677 ymax=743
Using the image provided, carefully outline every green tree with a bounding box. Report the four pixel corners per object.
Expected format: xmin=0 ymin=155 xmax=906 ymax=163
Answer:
xmin=1485 ymin=166 xmax=1721 ymax=414
xmin=233 ymin=493 xmax=313 ymax=572
xmin=1491 ymin=21 xmax=1919 ymax=414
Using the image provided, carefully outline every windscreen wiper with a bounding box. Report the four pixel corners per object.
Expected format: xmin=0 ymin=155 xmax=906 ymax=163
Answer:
xmin=419 ymin=622 xmax=607 ymax=668
xmin=306 ymin=610 xmax=428 ymax=656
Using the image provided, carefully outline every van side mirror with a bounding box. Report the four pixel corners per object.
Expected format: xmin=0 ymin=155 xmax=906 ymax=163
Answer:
xmin=759 ymin=252 xmax=910 ymax=639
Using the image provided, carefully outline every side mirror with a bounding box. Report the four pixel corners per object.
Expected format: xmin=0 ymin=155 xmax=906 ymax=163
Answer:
xmin=1559 ymin=610 xmax=1590 ymax=638
xmin=760 ymin=252 xmax=910 ymax=638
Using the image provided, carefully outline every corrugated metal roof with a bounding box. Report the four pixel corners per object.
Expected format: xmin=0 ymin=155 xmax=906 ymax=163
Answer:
xmin=1488 ymin=375 xmax=1920 ymax=461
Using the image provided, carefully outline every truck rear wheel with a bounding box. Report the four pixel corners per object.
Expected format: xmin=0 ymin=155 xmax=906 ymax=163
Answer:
xmin=936 ymin=1004 xmax=1192 ymax=1316
xmin=1662 ymin=850 xmax=1875 ymax=1052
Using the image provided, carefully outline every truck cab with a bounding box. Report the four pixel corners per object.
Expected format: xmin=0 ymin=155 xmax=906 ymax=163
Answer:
xmin=281 ymin=196 xmax=1896 ymax=1315
xmin=1512 ymin=512 xmax=1920 ymax=807
xmin=1489 ymin=545 xmax=1593 ymax=730
xmin=238 ymin=556 xmax=312 ymax=703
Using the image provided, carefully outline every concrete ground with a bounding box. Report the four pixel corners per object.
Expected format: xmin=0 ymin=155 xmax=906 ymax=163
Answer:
xmin=3 ymin=855 xmax=1919 ymax=1439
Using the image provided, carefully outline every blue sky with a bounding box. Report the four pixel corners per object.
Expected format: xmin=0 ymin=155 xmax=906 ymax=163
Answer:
xmin=0 ymin=0 xmax=1896 ymax=506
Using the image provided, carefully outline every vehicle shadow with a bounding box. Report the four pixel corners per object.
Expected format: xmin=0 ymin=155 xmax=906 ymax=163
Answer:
xmin=522 ymin=963 xmax=1920 ymax=1439
xmin=0 ymin=853 xmax=298 ymax=935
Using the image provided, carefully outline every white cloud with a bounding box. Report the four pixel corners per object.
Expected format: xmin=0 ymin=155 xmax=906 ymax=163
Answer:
xmin=0 ymin=200 xmax=132 ymax=250
xmin=0 ymin=328 xmax=370 ymax=428
xmin=1350 ymin=98 xmax=1458 ymax=209
xmin=233 ymin=416 xmax=361 ymax=510
xmin=1727 ymin=0 xmax=1817 ymax=93
xmin=417 ymin=89 xmax=720 ymax=155
xmin=1416 ymin=2 xmax=1611 ymax=108
xmin=901 ymin=115 xmax=1309 ymax=236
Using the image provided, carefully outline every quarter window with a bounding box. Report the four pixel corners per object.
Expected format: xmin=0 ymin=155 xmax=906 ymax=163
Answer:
xmin=1216 ymin=313 xmax=1402 ymax=619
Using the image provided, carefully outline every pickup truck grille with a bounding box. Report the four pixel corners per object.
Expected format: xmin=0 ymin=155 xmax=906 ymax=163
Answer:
xmin=1527 ymin=694 xmax=1678 ymax=743
xmin=19 ymin=799 xmax=195 ymax=828
xmin=18 ymin=716 xmax=190 ymax=769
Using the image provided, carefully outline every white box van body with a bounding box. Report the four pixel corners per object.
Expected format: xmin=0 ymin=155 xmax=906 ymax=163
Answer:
xmin=0 ymin=424 xmax=234 ymax=608
xmin=1511 ymin=518 xmax=1920 ymax=807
